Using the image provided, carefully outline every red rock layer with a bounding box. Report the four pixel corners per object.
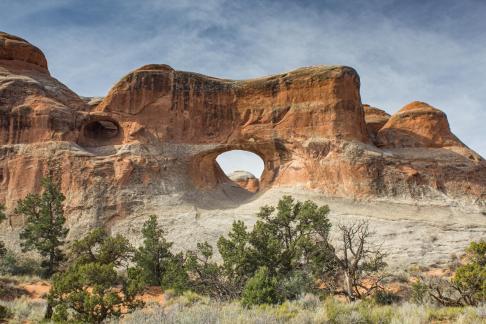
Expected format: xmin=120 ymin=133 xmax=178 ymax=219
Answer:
xmin=377 ymin=101 xmax=462 ymax=148
xmin=363 ymin=104 xmax=390 ymax=143
xmin=0 ymin=32 xmax=48 ymax=71
xmin=95 ymin=64 xmax=368 ymax=145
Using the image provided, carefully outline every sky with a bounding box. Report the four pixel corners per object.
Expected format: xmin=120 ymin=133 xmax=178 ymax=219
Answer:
xmin=1 ymin=0 xmax=485 ymax=176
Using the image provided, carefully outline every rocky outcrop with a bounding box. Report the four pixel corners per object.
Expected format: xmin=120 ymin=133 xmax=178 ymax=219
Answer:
xmin=95 ymin=64 xmax=368 ymax=144
xmin=0 ymin=32 xmax=48 ymax=71
xmin=228 ymin=171 xmax=260 ymax=193
xmin=0 ymin=32 xmax=485 ymax=260
xmin=363 ymin=104 xmax=390 ymax=143
xmin=377 ymin=101 xmax=464 ymax=149
xmin=0 ymin=33 xmax=88 ymax=147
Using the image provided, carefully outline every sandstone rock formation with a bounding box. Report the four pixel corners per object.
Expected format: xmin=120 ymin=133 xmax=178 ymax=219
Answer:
xmin=0 ymin=32 xmax=47 ymax=71
xmin=0 ymin=32 xmax=485 ymax=266
xmin=377 ymin=101 xmax=465 ymax=149
xmin=363 ymin=104 xmax=390 ymax=143
xmin=228 ymin=171 xmax=260 ymax=193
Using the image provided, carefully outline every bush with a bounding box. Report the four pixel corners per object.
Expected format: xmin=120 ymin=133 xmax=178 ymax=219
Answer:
xmin=278 ymin=270 xmax=316 ymax=301
xmin=451 ymin=240 xmax=486 ymax=305
xmin=160 ymin=254 xmax=189 ymax=294
xmin=297 ymin=293 xmax=321 ymax=310
xmin=0 ymin=296 xmax=46 ymax=323
xmin=0 ymin=250 xmax=42 ymax=276
xmin=422 ymin=240 xmax=486 ymax=306
xmin=48 ymin=229 xmax=144 ymax=322
xmin=373 ymin=290 xmax=400 ymax=305
xmin=187 ymin=196 xmax=335 ymax=301
xmin=0 ymin=304 xmax=11 ymax=321
xmin=411 ymin=281 xmax=429 ymax=304
xmin=241 ymin=266 xmax=281 ymax=307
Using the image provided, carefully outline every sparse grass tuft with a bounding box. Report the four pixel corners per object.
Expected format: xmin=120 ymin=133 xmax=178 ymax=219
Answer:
xmin=106 ymin=296 xmax=486 ymax=324
xmin=0 ymin=295 xmax=46 ymax=323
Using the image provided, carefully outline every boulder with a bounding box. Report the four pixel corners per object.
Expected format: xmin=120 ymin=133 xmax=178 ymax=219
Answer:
xmin=228 ymin=170 xmax=260 ymax=193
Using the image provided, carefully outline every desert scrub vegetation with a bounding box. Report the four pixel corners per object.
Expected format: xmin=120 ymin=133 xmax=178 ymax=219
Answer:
xmin=1 ymin=181 xmax=485 ymax=323
xmin=109 ymin=293 xmax=486 ymax=324
xmin=0 ymin=295 xmax=46 ymax=323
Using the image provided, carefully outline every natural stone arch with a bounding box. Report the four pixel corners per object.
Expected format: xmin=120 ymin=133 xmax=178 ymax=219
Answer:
xmin=216 ymin=150 xmax=265 ymax=193
xmin=189 ymin=142 xmax=283 ymax=193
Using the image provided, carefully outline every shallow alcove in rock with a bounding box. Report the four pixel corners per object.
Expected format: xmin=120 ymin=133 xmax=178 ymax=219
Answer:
xmin=84 ymin=120 xmax=119 ymax=139
xmin=78 ymin=118 xmax=122 ymax=147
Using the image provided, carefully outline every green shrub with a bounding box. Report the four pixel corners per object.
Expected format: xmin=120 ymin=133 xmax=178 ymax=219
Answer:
xmin=0 ymin=304 xmax=11 ymax=321
xmin=423 ymin=240 xmax=486 ymax=306
xmin=279 ymin=270 xmax=316 ymax=300
xmin=16 ymin=176 xmax=68 ymax=278
xmin=373 ymin=290 xmax=400 ymax=305
xmin=0 ymin=250 xmax=42 ymax=276
xmin=48 ymin=229 xmax=144 ymax=323
xmin=241 ymin=266 xmax=281 ymax=307
xmin=411 ymin=281 xmax=429 ymax=304
xmin=187 ymin=196 xmax=335 ymax=301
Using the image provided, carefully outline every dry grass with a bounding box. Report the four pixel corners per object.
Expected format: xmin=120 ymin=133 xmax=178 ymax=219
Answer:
xmin=0 ymin=295 xmax=46 ymax=323
xmin=1 ymin=276 xmax=484 ymax=323
xmin=108 ymin=293 xmax=486 ymax=324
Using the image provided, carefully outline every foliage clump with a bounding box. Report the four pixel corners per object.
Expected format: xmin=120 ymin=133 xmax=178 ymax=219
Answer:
xmin=185 ymin=196 xmax=338 ymax=302
xmin=7 ymin=185 xmax=484 ymax=322
xmin=15 ymin=176 xmax=68 ymax=278
xmin=241 ymin=266 xmax=281 ymax=306
xmin=48 ymin=228 xmax=144 ymax=323
xmin=421 ymin=239 xmax=486 ymax=306
xmin=132 ymin=215 xmax=188 ymax=293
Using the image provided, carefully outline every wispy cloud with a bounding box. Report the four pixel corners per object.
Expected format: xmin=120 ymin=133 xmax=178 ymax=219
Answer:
xmin=0 ymin=0 xmax=485 ymax=158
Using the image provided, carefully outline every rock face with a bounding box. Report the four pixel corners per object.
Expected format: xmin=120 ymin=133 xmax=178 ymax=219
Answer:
xmin=0 ymin=32 xmax=48 ymax=71
xmin=363 ymin=104 xmax=390 ymax=143
xmin=0 ymin=32 xmax=485 ymax=265
xmin=228 ymin=171 xmax=260 ymax=193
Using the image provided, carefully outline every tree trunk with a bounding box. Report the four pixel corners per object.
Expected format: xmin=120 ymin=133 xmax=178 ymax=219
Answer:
xmin=44 ymin=302 xmax=53 ymax=319
xmin=344 ymin=271 xmax=354 ymax=302
xmin=47 ymin=250 xmax=55 ymax=278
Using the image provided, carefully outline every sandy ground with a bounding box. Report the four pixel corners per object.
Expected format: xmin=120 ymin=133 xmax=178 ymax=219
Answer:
xmin=110 ymin=186 xmax=486 ymax=269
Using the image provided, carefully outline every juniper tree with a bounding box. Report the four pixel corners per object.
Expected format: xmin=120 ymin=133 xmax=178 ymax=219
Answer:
xmin=49 ymin=228 xmax=143 ymax=323
xmin=16 ymin=177 xmax=68 ymax=277
xmin=189 ymin=196 xmax=336 ymax=301
xmin=133 ymin=215 xmax=175 ymax=286
xmin=241 ymin=266 xmax=281 ymax=307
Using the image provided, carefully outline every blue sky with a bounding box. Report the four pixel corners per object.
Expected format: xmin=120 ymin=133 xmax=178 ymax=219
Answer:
xmin=1 ymin=0 xmax=485 ymax=175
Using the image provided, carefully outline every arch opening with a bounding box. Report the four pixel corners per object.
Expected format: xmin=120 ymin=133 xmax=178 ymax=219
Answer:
xmin=216 ymin=150 xmax=264 ymax=193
